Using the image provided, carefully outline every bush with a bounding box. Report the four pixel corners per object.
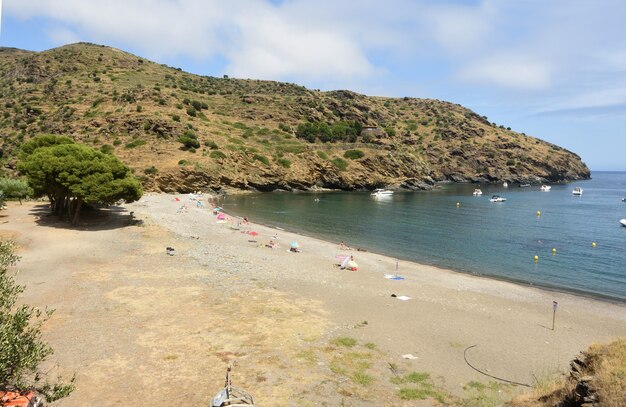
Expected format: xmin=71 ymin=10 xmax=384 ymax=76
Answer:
xmin=277 ymin=158 xmax=291 ymax=168
xmin=125 ymin=139 xmax=147 ymax=149
xmin=178 ymin=159 xmax=189 ymax=166
xmin=186 ymin=107 xmax=196 ymax=117
xmin=144 ymin=166 xmax=158 ymax=175
xmin=344 ymin=149 xmax=364 ymax=160
xmin=204 ymin=140 xmax=219 ymax=149
xmin=317 ymin=151 xmax=328 ymax=160
xmin=113 ymin=139 xmax=121 ymax=146
xmin=171 ymin=114 xmax=180 ymax=122
xmin=177 ymin=136 xmax=200 ymax=149
xmin=253 ymin=154 xmax=270 ymax=165
xmin=331 ymin=157 xmax=348 ymax=170
xmin=0 ymin=241 xmax=75 ymax=401
xmin=210 ymin=150 xmax=226 ymax=159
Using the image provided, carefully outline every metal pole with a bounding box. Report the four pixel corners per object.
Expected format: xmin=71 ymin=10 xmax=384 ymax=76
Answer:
xmin=552 ymin=301 xmax=558 ymax=331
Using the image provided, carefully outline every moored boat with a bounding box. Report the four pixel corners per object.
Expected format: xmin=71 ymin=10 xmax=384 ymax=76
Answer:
xmin=371 ymin=188 xmax=394 ymax=197
xmin=472 ymin=188 xmax=482 ymax=196
xmin=621 ymin=219 xmax=626 ymax=227
xmin=490 ymin=195 xmax=507 ymax=202
xmin=540 ymin=185 xmax=551 ymax=191
xmin=572 ymin=187 xmax=583 ymax=196
xmin=519 ymin=183 xmax=531 ymax=188
xmin=503 ymin=181 xmax=509 ymax=188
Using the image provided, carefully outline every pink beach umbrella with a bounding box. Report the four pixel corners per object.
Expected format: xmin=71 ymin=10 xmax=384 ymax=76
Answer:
xmin=217 ymin=213 xmax=226 ymax=220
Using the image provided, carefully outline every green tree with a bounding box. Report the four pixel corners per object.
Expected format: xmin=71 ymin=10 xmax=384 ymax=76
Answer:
xmin=18 ymin=140 xmax=143 ymax=224
xmin=0 ymin=241 xmax=75 ymax=401
xmin=0 ymin=178 xmax=33 ymax=205
xmin=18 ymin=135 xmax=75 ymax=161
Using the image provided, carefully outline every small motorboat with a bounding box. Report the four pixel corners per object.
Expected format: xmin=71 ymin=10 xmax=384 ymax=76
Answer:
xmin=212 ymin=367 xmax=255 ymax=407
xmin=490 ymin=195 xmax=507 ymax=202
xmin=371 ymin=188 xmax=394 ymax=197
xmin=572 ymin=187 xmax=583 ymax=196
xmin=519 ymin=183 xmax=531 ymax=188
xmin=503 ymin=181 xmax=509 ymax=188
xmin=540 ymin=185 xmax=551 ymax=191
xmin=621 ymin=219 xmax=626 ymax=227
xmin=472 ymin=188 xmax=483 ymax=196
xmin=622 ymin=198 xmax=625 ymax=202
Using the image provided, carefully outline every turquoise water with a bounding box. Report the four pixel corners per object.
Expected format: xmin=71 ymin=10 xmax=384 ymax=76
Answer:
xmin=221 ymin=172 xmax=626 ymax=302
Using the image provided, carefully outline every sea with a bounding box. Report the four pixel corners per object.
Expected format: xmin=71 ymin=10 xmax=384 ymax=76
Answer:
xmin=220 ymin=172 xmax=626 ymax=302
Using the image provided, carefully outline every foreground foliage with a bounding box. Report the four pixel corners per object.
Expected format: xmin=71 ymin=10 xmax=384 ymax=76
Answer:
xmin=0 ymin=241 xmax=75 ymax=401
xmin=18 ymin=135 xmax=143 ymax=224
xmin=508 ymin=338 xmax=626 ymax=407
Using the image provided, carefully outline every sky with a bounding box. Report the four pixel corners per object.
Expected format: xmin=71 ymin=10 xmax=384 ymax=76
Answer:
xmin=1 ymin=0 xmax=625 ymax=171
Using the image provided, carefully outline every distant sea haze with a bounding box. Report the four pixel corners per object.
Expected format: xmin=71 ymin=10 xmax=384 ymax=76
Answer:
xmin=223 ymin=172 xmax=626 ymax=302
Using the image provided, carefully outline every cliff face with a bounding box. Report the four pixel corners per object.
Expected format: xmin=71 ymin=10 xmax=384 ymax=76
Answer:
xmin=0 ymin=43 xmax=590 ymax=193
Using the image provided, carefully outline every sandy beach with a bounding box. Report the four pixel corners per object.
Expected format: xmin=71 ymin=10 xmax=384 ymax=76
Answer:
xmin=2 ymin=194 xmax=625 ymax=406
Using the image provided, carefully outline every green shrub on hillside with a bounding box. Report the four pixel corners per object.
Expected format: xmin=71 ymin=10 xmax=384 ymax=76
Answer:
xmin=344 ymin=149 xmax=364 ymax=160
xmin=332 ymin=157 xmax=348 ymax=170
xmin=277 ymin=158 xmax=291 ymax=168
xmin=144 ymin=166 xmax=158 ymax=175
xmin=253 ymin=154 xmax=270 ymax=165
xmin=317 ymin=151 xmax=328 ymax=160
xmin=125 ymin=139 xmax=146 ymax=149
xmin=204 ymin=140 xmax=219 ymax=149
xmin=210 ymin=150 xmax=226 ymax=159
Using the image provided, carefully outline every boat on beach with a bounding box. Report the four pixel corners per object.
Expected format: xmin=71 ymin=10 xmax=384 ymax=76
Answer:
xmin=490 ymin=195 xmax=507 ymax=202
xmin=540 ymin=185 xmax=551 ymax=191
xmin=572 ymin=187 xmax=583 ymax=196
xmin=371 ymin=188 xmax=394 ymax=197
xmin=212 ymin=367 xmax=255 ymax=407
xmin=472 ymin=188 xmax=483 ymax=196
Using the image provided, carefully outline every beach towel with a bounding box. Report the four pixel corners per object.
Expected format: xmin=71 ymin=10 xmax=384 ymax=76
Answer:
xmin=384 ymin=274 xmax=405 ymax=281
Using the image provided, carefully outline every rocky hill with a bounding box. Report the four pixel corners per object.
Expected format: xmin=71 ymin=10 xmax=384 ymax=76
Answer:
xmin=0 ymin=43 xmax=590 ymax=193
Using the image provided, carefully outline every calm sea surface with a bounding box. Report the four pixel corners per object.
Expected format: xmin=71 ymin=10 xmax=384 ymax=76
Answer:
xmin=221 ymin=172 xmax=626 ymax=302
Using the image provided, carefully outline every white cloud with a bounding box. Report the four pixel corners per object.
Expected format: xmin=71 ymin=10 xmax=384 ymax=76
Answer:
xmin=460 ymin=55 xmax=553 ymax=91
xmin=4 ymin=0 xmax=375 ymax=82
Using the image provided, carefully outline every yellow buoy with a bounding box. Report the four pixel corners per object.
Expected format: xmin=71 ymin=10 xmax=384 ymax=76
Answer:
xmin=536 ymin=210 xmax=541 ymax=216
xmin=534 ymin=255 xmax=539 ymax=262
xmin=592 ymin=242 xmax=597 ymax=248
xmin=552 ymin=248 xmax=557 ymax=255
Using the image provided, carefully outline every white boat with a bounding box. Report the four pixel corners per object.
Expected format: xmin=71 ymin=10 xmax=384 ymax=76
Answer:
xmin=621 ymin=219 xmax=626 ymax=227
xmin=490 ymin=195 xmax=507 ymax=202
xmin=371 ymin=188 xmax=394 ymax=196
xmin=540 ymin=185 xmax=551 ymax=191
xmin=472 ymin=188 xmax=483 ymax=196
xmin=572 ymin=187 xmax=583 ymax=196
xmin=519 ymin=183 xmax=531 ymax=188
xmin=503 ymin=182 xmax=509 ymax=188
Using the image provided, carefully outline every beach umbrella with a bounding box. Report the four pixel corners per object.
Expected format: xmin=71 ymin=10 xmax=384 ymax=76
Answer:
xmin=217 ymin=213 xmax=226 ymax=220
xmin=248 ymin=231 xmax=259 ymax=237
xmin=290 ymin=242 xmax=300 ymax=248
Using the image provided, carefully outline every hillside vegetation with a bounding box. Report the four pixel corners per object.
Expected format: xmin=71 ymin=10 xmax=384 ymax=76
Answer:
xmin=0 ymin=43 xmax=590 ymax=193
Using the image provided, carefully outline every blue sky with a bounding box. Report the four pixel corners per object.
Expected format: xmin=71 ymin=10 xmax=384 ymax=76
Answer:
xmin=1 ymin=0 xmax=625 ymax=170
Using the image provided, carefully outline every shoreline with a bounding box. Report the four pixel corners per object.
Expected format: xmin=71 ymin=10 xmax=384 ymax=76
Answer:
xmin=219 ymin=197 xmax=626 ymax=305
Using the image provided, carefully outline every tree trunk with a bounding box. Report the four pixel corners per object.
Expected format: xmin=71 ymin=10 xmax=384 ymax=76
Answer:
xmin=71 ymin=198 xmax=82 ymax=225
